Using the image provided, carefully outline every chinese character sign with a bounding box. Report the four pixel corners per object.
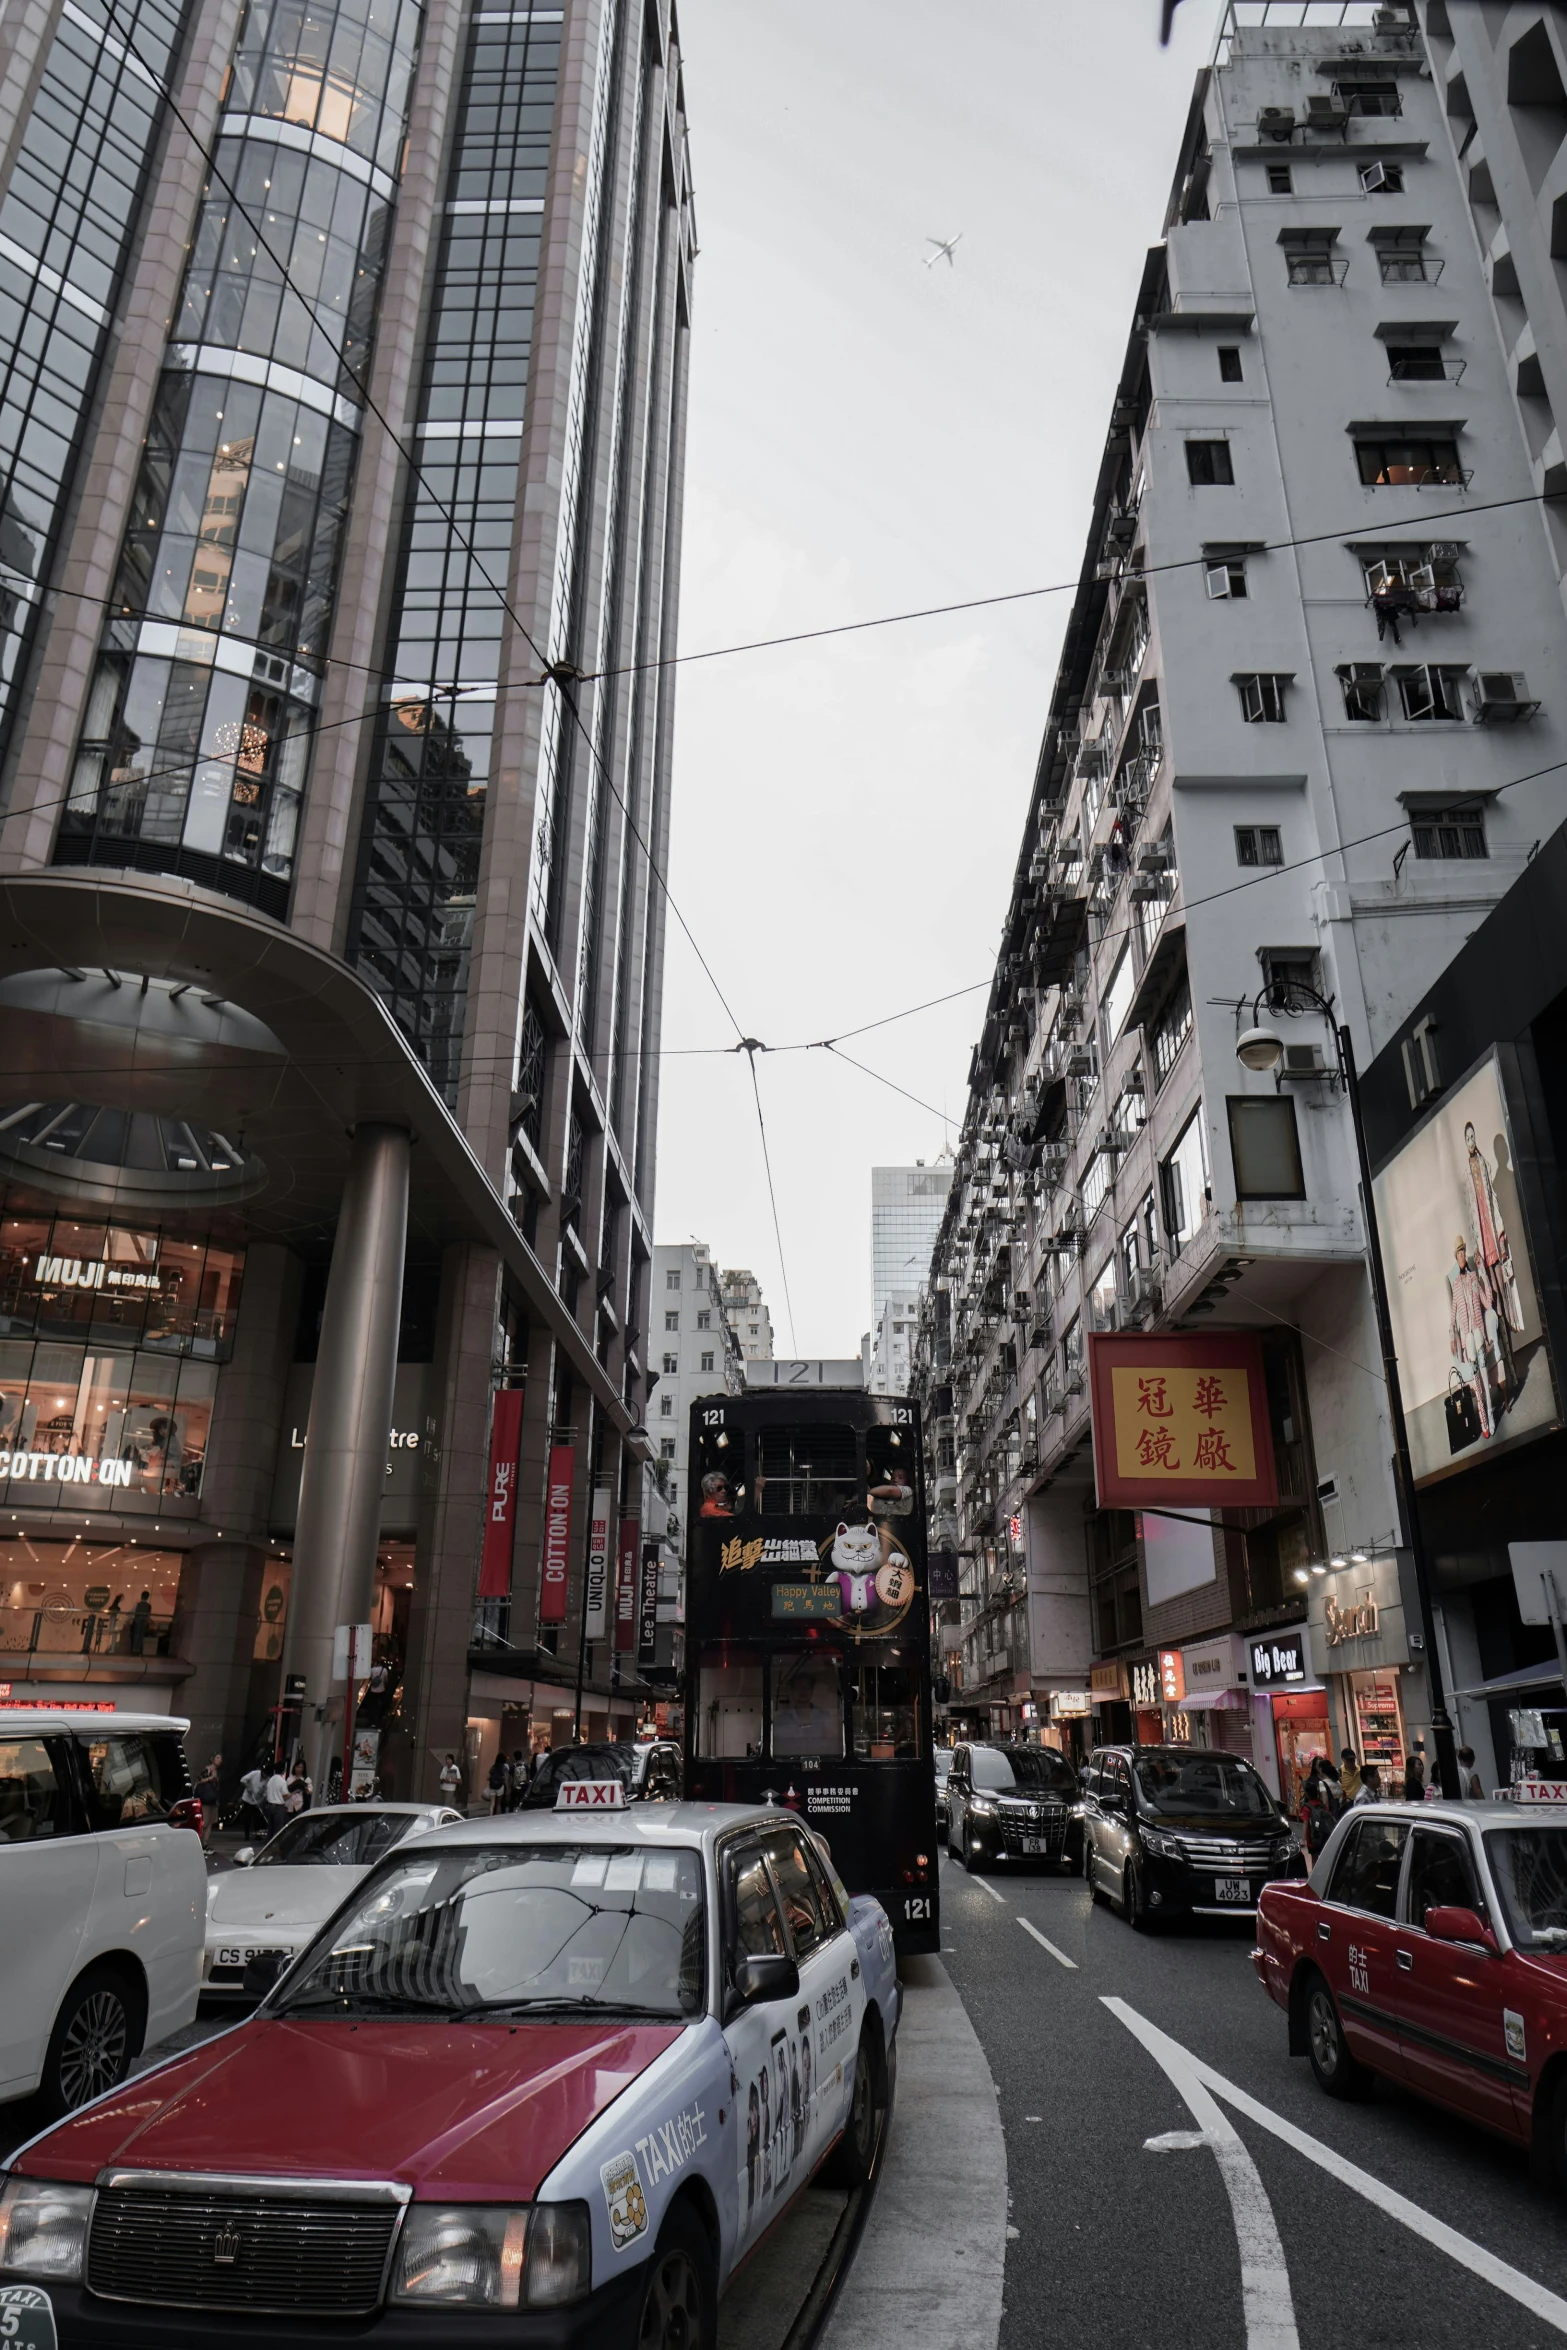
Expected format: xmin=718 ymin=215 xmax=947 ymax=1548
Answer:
xmin=538 ymin=1443 xmax=576 ymax=1624
xmin=477 ymin=1388 xmax=524 ymax=1598
xmin=1088 ymin=1334 xmax=1277 ymax=1510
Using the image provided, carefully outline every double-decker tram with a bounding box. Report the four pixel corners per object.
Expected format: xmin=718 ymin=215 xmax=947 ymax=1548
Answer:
xmin=681 ymin=1386 xmax=939 ymax=1953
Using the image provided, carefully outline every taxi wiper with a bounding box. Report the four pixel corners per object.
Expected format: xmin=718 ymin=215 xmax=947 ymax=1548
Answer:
xmin=465 ymin=1995 xmax=684 ymax=2020
xmin=276 ymin=1989 xmax=457 ymax=2017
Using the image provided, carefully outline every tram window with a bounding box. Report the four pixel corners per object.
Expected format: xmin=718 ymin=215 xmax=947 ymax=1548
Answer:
xmin=864 ymin=1427 xmax=915 ymax=1517
xmin=772 ymin=1651 xmax=844 ymax=1757
xmin=697 ymin=1652 xmax=763 ymax=1758
xmin=756 ymin=1424 xmax=859 ymax=1517
xmin=851 ymin=1663 xmax=919 ymax=1759
xmin=692 ymin=1424 xmax=743 ymax=1518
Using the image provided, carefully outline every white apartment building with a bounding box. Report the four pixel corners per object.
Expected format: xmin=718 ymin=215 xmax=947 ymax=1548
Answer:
xmin=869 ymin=1291 xmax=921 ymax=1395
xmin=919 ymin=0 xmax=1567 ymax=1772
xmin=651 ymin=1242 xmax=746 ymax=1538
xmin=719 ymin=1269 xmax=775 ymax=1363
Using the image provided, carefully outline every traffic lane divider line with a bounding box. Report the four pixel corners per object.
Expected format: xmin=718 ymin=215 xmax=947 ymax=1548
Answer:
xmin=943 ymin=1858 xmax=1007 ymax=1906
xmin=1102 ymin=1994 xmax=1567 ymax=2338
xmin=1017 ymin=1917 xmax=1077 ymax=1970
xmin=1104 ymin=1995 xmax=1299 ymax=2350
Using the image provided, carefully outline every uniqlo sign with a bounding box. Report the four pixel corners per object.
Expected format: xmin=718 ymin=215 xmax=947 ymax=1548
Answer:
xmin=539 ymin=1444 xmax=575 ymax=1624
xmin=476 ymin=1388 xmax=524 ymax=1599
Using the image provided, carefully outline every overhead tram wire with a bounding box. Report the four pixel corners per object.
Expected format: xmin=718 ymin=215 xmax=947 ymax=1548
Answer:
xmin=736 ymin=1040 xmax=798 ymax=1357
xmin=92 ymin=0 xmax=749 ymax=1055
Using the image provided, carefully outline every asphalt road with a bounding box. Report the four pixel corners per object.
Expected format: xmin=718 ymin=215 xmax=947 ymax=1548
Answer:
xmin=940 ymin=1846 xmax=1567 ymax=2350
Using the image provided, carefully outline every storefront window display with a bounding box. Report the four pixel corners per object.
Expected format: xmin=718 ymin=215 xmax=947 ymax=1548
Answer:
xmin=1352 ymin=1668 xmax=1406 ymax=1779
xmin=0 ymin=1538 xmax=182 ymax=1660
xmin=0 ymin=1209 xmax=244 ymax=1357
xmin=1271 ymin=1689 xmax=1333 ymax=1815
xmin=0 ymin=1340 xmax=218 ymax=1500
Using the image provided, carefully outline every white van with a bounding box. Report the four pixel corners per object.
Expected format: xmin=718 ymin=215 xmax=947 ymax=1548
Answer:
xmin=0 ymin=1710 xmax=206 ymax=2114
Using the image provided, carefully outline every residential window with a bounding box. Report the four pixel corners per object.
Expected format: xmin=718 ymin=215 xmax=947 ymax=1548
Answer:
xmin=659 ymin=1394 xmax=674 ymax=1417
xmin=1205 ymin=552 xmax=1248 ymax=599
xmin=665 ymin=1310 xmax=679 ymax=1331
xmin=1395 ymin=664 xmax=1466 ymax=721
xmin=661 ymin=1439 xmax=677 ymax=1460
xmin=1359 ymin=160 xmax=1404 ymax=194
xmin=1151 ymin=980 xmax=1193 ymax=1088
xmin=1410 ymin=799 xmax=1488 ymax=859
xmin=1185 ymin=440 xmax=1235 ymax=486
xmin=700 ymin=1350 xmax=715 ymax=1372
xmin=1162 ymin=1109 xmax=1210 ymax=1255
xmin=666 ymin=1269 xmax=681 ymax=1289
xmin=1228 ymin=1095 xmax=1306 ymax=1199
xmin=1266 ymin=163 xmax=1293 ymax=194
xmin=1260 ymin=949 xmax=1320 ymax=1012
xmin=1140 ymin=1188 xmax=1159 ymax=1266
xmin=1361 ymin=547 xmax=1463 ymax=607
xmin=1281 ymin=229 xmax=1341 ymax=286
xmin=1355 ymin=438 xmax=1464 ymax=486
xmin=1342 ymin=81 xmax=1401 ymax=119
xmin=1102 ymin=945 xmax=1135 ymax=1041
xmin=1119 ymin=1220 xmax=1141 ymax=1290
xmin=1236 ymin=672 xmax=1290 ymax=723
xmin=1235 ymin=825 xmax=1283 ymax=867
xmin=1082 ymin=1143 xmax=1113 ymax=1221
xmin=662 ymin=1352 xmax=678 ymax=1374
xmin=696 ymin=1309 xmax=711 ymax=1329
xmin=1218 ymin=346 xmax=1244 ymax=383
xmin=1386 ymin=342 xmax=1447 ymax=382
xmin=1371 ymin=226 xmax=1436 ymax=285
xmin=1337 ymin=662 xmax=1385 ymax=722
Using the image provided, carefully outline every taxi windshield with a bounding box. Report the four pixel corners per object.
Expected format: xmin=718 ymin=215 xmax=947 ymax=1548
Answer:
xmin=277 ymin=1843 xmax=705 ymax=2021
xmin=255 ymin=1811 xmax=413 ymax=1868
xmin=1483 ymin=1826 xmax=1567 ymax=1950
xmin=1132 ymin=1750 xmax=1276 ymax=1818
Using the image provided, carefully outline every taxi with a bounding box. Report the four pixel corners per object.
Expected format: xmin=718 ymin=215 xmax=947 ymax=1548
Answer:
xmin=0 ymin=1787 xmax=899 ymax=2349
xmin=1254 ymin=1797 xmax=1567 ymax=2173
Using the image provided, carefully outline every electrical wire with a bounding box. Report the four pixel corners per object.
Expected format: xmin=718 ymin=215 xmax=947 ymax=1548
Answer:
xmin=740 ymin=1043 xmax=797 ymax=1355
xmin=813 ymin=1041 xmax=952 ymax=1126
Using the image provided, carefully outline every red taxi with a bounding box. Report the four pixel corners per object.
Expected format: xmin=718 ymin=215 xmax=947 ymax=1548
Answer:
xmin=1254 ymin=1799 xmax=1567 ymax=2173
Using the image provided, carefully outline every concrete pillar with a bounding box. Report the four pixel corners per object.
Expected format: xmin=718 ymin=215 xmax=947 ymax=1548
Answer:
xmin=286 ymin=1125 xmax=410 ymax=1782
xmin=170 ymin=1542 xmax=269 ymax=1787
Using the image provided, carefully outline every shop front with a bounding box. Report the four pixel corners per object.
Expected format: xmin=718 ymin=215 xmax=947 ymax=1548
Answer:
xmin=1173 ymin=1634 xmax=1253 ymax=1765
xmin=1306 ymin=1551 xmax=1425 ymax=1784
xmin=1245 ymin=1629 xmax=1329 ymax=1813
xmin=1129 ymin=1657 xmax=1164 ymax=1747
xmin=1090 ymin=1657 xmax=1130 ymax=1746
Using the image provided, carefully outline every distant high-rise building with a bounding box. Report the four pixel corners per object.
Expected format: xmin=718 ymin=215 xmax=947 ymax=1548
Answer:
xmin=720 ymin=1267 xmax=774 ymax=1362
xmin=0 ymin=0 xmax=696 ymax=1797
xmin=871 ymin=1163 xmax=951 ymax=1322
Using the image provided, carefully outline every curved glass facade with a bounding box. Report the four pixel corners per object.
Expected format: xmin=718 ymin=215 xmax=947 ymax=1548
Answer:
xmin=55 ymin=0 xmax=422 ymax=917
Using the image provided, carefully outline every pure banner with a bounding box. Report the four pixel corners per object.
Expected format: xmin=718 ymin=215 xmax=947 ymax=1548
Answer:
xmin=538 ymin=1443 xmax=575 ymax=1625
xmin=476 ymin=1388 xmax=523 ymax=1599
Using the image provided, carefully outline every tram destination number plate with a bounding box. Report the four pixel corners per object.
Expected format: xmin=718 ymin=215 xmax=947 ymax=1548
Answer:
xmin=1214 ymin=1876 xmax=1252 ymax=1903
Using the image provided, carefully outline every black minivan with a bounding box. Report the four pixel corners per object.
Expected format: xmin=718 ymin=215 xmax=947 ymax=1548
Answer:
xmin=1081 ymin=1744 xmax=1296 ymax=1926
xmin=945 ymin=1741 xmax=1083 ymax=1872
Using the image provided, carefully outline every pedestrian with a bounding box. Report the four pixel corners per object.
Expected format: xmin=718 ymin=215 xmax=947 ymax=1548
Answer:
xmin=238 ymin=1761 xmax=265 ymax=1840
xmin=1404 ymin=1749 xmax=1425 ymax=1804
xmin=1339 ymin=1747 xmax=1362 ymax=1804
xmin=1457 ymin=1744 xmax=1484 ymax=1799
xmin=438 ymin=1752 xmax=462 ymax=1805
xmin=287 ymin=1760 xmax=312 ymax=1814
xmin=486 ymin=1753 xmax=509 ymax=1815
xmin=1352 ymin=1762 xmax=1383 ymax=1805
xmin=194 ymin=1754 xmax=221 ymax=1842
xmin=510 ymin=1749 xmax=528 ymax=1810
xmin=262 ymin=1760 xmax=291 ymax=1838
xmin=127 ymin=1588 xmax=152 ymax=1655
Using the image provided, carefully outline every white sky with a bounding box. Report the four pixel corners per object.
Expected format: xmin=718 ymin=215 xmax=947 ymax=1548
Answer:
xmin=652 ymin=0 xmax=1225 ymax=1355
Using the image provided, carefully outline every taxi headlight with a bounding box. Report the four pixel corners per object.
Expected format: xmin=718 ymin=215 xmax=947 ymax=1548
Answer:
xmin=524 ymin=2202 xmax=591 ymax=2307
xmin=0 ymin=2178 xmax=96 ymax=2281
xmin=392 ymin=2204 xmax=590 ymax=2309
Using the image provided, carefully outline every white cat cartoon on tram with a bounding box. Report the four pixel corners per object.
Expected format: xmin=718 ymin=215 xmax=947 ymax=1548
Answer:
xmin=828 ymin=1515 xmax=914 ymax=1617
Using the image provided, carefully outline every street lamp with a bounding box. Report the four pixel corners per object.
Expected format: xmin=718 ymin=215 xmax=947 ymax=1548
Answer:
xmin=1233 ymin=982 xmax=1458 ymax=1799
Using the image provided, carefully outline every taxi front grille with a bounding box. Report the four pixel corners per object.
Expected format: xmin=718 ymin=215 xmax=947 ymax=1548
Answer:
xmin=88 ymin=2184 xmax=400 ymax=2314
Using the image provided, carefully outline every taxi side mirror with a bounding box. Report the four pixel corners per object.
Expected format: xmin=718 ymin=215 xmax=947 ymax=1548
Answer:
xmin=233 ymin=1846 xmax=256 ymax=1868
xmin=242 ymin=1951 xmax=287 ymax=1997
xmin=1425 ymin=1904 xmax=1498 ymax=1955
xmin=730 ymin=1952 xmax=799 ymax=2010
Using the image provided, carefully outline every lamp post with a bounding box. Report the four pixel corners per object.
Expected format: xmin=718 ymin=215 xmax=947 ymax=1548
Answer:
xmin=1235 ymin=986 xmax=1458 ymax=1800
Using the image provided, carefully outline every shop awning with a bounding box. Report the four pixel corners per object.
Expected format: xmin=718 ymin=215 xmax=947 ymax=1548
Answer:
xmin=1178 ymin=1688 xmax=1248 ymax=1712
xmin=1454 ymin=1660 xmax=1566 ymax=1701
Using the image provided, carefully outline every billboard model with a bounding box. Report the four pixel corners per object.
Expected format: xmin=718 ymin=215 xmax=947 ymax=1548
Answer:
xmin=1373 ymin=1050 xmax=1558 ymax=1485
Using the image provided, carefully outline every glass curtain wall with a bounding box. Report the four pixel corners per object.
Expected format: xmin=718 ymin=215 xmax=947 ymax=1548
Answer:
xmin=346 ymin=9 xmax=561 ymax=1099
xmin=55 ymin=0 xmax=423 ymax=916
xmin=0 ymin=0 xmax=189 ymax=765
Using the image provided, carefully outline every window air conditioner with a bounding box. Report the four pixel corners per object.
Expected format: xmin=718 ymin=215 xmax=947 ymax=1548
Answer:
xmin=1136 ymin=840 xmax=1174 ymax=872
xmin=1258 ymin=106 xmax=1296 ymax=141
xmin=1474 ymin=671 xmax=1540 ymax=721
xmin=1130 ymin=1267 xmax=1162 ymax=1312
xmin=1305 ymin=94 xmax=1350 ymax=128
xmin=1282 ymin=1042 xmax=1327 ymax=1076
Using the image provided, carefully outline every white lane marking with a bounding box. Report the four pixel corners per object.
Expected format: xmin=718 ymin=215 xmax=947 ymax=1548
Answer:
xmin=1104 ymin=1995 xmax=1567 ymax=2339
xmin=1106 ymin=1997 xmax=1299 ymax=2350
xmin=1017 ymin=1916 xmax=1077 ymax=1969
xmin=1146 ymin=2129 xmax=1208 ymax=2152
xmin=966 ymin=1873 xmax=1006 ymax=1904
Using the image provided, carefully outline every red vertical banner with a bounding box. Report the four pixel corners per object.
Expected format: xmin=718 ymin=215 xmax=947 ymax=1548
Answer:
xmin=615 ymin=1518 xmax=640 ymax=1652
xmin=477 ymin=1388 xmax=524 ymax=1598
xmin=539 ymin=1444 xmax=576 ymax=1624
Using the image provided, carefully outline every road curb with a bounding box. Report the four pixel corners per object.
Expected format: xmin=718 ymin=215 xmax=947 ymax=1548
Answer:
xmin=818 ymin=1955 xmax=1007 ymax=2350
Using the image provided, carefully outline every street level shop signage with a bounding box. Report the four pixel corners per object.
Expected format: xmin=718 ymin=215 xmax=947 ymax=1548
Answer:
xmin=477 ymin=1388 xmax=524 ymax=1599
xmin=637 ymin=1541 xmax=661 ymax=1668
xmin=1159 ymin=1649 xmax=1184 ymax=1703
xmin=0 ymin=1450 xmax=135 ymax=1487
xmin=538 ymin=1444 xmax=575 ymax=1625
xmin=615 ymin=1518 xmax=639 ymax=1652
xmin=1090 ymin=1660 xmax=1128 ymax=1699
xmin=31 ymin=1252 xmax=161 ymax=1294
xmin=1131 ymin=1660 xmax=1160 ymax=1709
xmin=1249 ymin=1633 xmax=1307 ymax=1687
xmin=583 ymin=1486 xmax=612 ymax=1640
xmin=1181 ymin=1636 xmax=1241 ymax=1693
xmin=928 ymin=1552 xmax=959 ymax=1600
xmin=1325 ymin=1591 xmax=1379 ymax=1646
xmin=1087 ymin=1333 xmax=1277 ymax=1510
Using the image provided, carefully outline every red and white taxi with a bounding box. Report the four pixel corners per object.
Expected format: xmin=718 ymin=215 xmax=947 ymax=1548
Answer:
xmin=0 ymin=1787 xmax=899 ymax=2348
xmin=1255 ymin=1798 xmax=1567 ymax=2170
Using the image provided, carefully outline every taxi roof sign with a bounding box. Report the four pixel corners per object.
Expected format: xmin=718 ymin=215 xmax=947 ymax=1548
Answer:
xmin=555 ymin=1777 xmax=627 ymax=1810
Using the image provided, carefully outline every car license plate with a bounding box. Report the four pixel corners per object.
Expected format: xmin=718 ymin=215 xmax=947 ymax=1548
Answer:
xmin=1214 ymin=1877 xmax=1251 ymax=1903
xmin=217 ymin=1945 xmax=281 ymax=1967
xmin=1022 ymin=1837 xmax=1047 ymax=1855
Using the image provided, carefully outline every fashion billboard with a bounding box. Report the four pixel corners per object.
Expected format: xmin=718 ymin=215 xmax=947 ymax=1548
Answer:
xmin=1373 ymin=1049 xmax=1558 ymax=1485
xmin=1087 ymin=1332 xmax=1277 ymax=1510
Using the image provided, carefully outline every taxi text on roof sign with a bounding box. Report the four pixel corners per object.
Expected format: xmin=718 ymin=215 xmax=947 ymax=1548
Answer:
xmin=556 ymin=1777 xmax=627 ymax=1810
xmin=1088 ymin=1332 xmax=1278 ymax=1511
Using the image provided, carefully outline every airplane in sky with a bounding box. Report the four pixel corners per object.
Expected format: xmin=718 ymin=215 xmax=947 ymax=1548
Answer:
xmin=923 ymin=234 xmax=961 ymax=269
